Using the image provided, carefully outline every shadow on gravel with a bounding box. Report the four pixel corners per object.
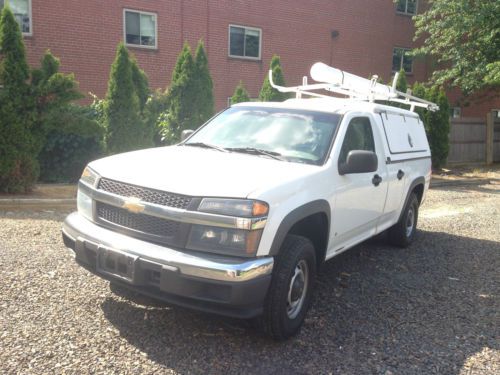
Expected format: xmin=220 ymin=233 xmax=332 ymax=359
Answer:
xmin=101 ymin=230 xmax=499 ymax=374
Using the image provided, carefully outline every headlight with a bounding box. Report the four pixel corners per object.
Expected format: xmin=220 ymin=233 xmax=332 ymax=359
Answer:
xmin=186 ymin=225 xmax=262 ymax=256
xmin=77 ymin=189 xmax=93 ymax=221
xmin=80 ymin=166 xmax=99 ymax=187
xmin=198 ymin=198 xmax=268 ymax=217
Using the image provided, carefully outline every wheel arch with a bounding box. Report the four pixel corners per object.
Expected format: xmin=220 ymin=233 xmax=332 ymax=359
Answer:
xmin=269 ymin=200 xmax=330 ymax=268
xmin=398 ymin=176 xmax=425 ymax=222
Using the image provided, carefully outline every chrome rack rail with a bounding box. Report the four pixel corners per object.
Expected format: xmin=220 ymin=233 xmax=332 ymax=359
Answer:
xmin=269 ymin=62 xmax=439 ymax=112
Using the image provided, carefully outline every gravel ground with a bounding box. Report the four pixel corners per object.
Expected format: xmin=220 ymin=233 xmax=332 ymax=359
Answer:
xmin=1 ymin=183 xmax=498 ymax=374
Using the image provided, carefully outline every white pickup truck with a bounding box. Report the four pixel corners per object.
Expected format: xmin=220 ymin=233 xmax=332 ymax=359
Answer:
xmin=62 ymin=64 xmax=436 ymax=340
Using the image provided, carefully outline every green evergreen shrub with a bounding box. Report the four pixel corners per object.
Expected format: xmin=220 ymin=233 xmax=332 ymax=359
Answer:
xmin=193 ymin=40 xmax=214 ymax=124
xmin=0 ymin=6 xmax=38 ymax=192
xmin=411 ymin=83 xmax=451 ymax=169
xmin=38 ymin=105 xmax=104 ymax=182
xmin=424 ymin=87 xmax=450 ymax=169
xmin=104 ymin=43 xmax=145 ymax=154
xmin=31 ymin=50 xmax=84 ymax=149
xmin=259 ymin=55 xmax=288 ymax=102
xmin=396 ymin=69 xmax=408 ymax=93
xmin=160 ymin=42 xmax=198 ymax=144
xmin=130 ymin=57 xmax=150 ymax=112
xmin=231 ymin=81 xmax=250 ymax=104
xmin=144 ymin=89 xmax=170 ymax=145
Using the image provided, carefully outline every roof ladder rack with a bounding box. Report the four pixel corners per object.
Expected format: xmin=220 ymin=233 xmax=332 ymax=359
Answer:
xmin=269 ymin=62 xmax=439 ymax=112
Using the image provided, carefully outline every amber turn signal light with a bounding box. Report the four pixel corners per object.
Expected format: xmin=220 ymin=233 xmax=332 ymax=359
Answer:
xmin=252 ymin=201 xmax=269 ymax=216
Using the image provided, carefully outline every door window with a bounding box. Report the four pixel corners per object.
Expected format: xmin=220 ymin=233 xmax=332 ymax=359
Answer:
xmin=339 ymin=117 xmax=375 ymax=165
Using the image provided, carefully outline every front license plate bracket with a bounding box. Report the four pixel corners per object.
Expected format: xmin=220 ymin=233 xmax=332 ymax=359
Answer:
xmin=97 ymin=246 xmax=138 ymax=283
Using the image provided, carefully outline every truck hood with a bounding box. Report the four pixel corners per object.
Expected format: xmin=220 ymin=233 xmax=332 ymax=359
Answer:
xmin=88 ymin=146 xmax=320 ymax=198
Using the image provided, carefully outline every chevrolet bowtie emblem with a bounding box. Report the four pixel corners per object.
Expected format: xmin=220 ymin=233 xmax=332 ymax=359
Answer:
xmin=122 ymin=197 xmax=145 ymax=214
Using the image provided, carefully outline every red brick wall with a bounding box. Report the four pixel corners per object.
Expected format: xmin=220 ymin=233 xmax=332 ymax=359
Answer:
xmin=23 ymin=0 xmax=428 ymax=111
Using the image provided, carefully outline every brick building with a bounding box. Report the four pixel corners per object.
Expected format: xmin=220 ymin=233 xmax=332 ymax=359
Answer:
xmin=2 ymin=0 xmax=499 ymax=118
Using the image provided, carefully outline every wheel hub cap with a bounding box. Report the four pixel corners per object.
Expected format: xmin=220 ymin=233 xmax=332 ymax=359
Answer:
xmin=286 ymin=260 xmax=309 ymax=319
xmin=406 ymin=207 xmax=415 ymax=237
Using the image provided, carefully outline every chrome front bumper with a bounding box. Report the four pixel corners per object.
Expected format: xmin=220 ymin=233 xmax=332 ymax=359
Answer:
xmin=63 ymin=212 xmax=274 ymax=283
xmin=62 ymin=212 xmax=274 ymax=318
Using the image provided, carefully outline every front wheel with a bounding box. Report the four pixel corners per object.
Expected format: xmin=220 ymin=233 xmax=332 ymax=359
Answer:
xmin=260 ymin=235 xmax=316 ymax=340
xmin=388 ymin=192 xmax=419 ymax=247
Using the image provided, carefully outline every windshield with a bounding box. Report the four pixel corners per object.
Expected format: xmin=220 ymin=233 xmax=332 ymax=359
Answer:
xmin=184 ymin=106 xmax=341 ymax=165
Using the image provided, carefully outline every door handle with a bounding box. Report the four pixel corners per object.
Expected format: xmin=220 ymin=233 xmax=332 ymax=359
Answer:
xmin=397 ymin=169 xmax=405 ymax=180
xmin=372 ymin=174 xmax=382 ymax=186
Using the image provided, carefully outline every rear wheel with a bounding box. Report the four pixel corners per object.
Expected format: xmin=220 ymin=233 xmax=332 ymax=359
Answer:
xmin=388 ymin=192 xmax=419 ymax=247
xmin=260 ymin=235 xmax=316 ymax=340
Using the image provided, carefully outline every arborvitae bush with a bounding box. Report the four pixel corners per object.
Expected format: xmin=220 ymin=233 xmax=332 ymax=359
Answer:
xmin=30 ymin=50 xmax=104 ymax=182
xmin=0 ymin=7 xmax=38 ymax=192
xmin=161 ymin=42 xmax=198 ymax=144
xmin=396 ymin=69 xmax=408 ymax=93
xmin=231 ymin=81 xmax=250 ymax=104
xmin=130 ymin=57 xmax=150 ymax=113
xmin=259 ymin=55 xmax=289 ymax=102
xmin=194 ymin=40 xmax=214 ymax=124
xmin=425 ymin=87 xmax=450 ymax=169
xmin=411 ymin=83 xmax=451 ymax=169
xmin=31 ymin=50 xmax=84 ymax=150
xmin=144 ymin=89 xmax=170 ymax=145
xmin=104 ymin=43 xmax=144 ymax=154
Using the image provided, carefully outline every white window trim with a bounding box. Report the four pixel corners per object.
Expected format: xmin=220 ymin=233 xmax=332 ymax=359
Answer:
xmin=2 ymin=0 xmax=33 ymax=36
xmin=451 ymin=107 xmax=461 ymax=118
xmin=396 ymin=0 xmax=418 ymax=16
xmin=392 ymin=47 xmax=413 ymax=74
xmin=228 ymin=24 xmax=262 ymax=61
xmin=123 ymin=8 xmax=158 ymax=50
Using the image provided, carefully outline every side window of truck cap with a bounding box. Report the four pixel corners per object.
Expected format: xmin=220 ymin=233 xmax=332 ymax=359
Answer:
xmin=339 ymin=117 xmax=375 ymax=164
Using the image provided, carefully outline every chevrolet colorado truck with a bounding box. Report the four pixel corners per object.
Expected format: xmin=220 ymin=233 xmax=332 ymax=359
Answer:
xmin=62 ymin=64 xmax=435 ymax=340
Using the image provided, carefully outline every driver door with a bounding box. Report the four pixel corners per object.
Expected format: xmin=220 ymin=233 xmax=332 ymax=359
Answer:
xmin=328 ymin=115 xmax=388 ymax=255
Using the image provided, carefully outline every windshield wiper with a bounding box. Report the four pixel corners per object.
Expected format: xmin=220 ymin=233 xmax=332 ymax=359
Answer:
xmin=225 ymin=147 xmax=286 ymax=161
xmin=182 ymin=142 xmax=228 ymax=152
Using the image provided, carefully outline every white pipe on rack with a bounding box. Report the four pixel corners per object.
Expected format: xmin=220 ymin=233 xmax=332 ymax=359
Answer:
xmin=267 ymin=62 xmax=439 ymax=111
xmin=310 ymin=62 xmax=393 ymax=97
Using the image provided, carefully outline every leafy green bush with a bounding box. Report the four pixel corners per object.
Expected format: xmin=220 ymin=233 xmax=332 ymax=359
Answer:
xmin=231 ymin=81 xmax=250 ymax=104
xmin=259 ymin=55 xmax=289 ymax=102
xmin=38 ymin=105 xmax=104 ymax=182
xmin=193 ymin=40 xmax=214 ymax=124
xmin=411 ymin=83 xmax=451 ymax=168
xmin=144 ymin=89 xmax=170 ymax=145
xmin=104 ymin=43 xmax=152 ymax=154
xmin=0 ymin=7 xmax=38 ymax=192
xmin=160 ymin=42 xmax=198 ymax=144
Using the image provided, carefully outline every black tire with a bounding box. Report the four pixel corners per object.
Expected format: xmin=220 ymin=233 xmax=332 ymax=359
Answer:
xmin=260 ymin=234 xmax=316 ymax=341
xmin=388 ymin=192 xmax=419 ymax=247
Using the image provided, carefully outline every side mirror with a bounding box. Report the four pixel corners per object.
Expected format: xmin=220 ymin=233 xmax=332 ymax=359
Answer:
xmin=180 ymin=129 xmax=194 ymax=142
xmin=338 ymin=150 xmax=378 ymax=175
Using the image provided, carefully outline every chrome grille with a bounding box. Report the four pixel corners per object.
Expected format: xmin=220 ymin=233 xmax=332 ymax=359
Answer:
xmin=96 ymin=202 xmax=180 ymax=238
xmin=98 ymin=178 xmax=192 ymax=209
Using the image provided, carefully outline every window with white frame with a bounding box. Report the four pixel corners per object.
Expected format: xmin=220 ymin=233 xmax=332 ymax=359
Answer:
xmin=229 ymin=25 xmax=261 ymax=59
xmin=396 ymin=0 xmax=417 ymax=15
xmin=392 ymin=47 xmax=413 ymax=73
xmin=0 ymin=0 xmax=32 ymax=34
xmin=451 ymin=107 xmax=461 ymax=118
xmin=124 ymin=9 xmax=157 ymax=48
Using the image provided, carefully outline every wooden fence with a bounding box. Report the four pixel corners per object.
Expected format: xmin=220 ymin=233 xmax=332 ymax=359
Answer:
xmin=447 ymin=113 xmax=500 ymax=165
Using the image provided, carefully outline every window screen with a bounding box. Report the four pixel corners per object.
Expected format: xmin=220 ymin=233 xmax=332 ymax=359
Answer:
xmin=125 ymin=10 xmax=156 ymax=48
xmin=392 ymin=47 xmax=413 ymax=73
xmin=229 ymin=25 xmax=261 ymax=59
xmin=396 ymin=0 xmax=417 ymax=15
xmin=2 ymin=0 xmax=31 ymax=34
